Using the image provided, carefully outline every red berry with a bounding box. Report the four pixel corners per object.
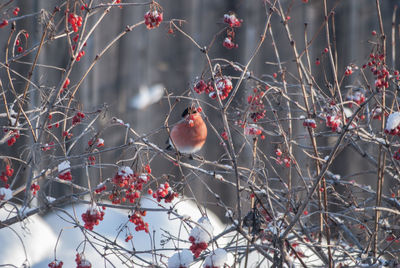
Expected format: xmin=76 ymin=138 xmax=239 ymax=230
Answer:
xmin=0 ymin=19 xmax=8 ymax=28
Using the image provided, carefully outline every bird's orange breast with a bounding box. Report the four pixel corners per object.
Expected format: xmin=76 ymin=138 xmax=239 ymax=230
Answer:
xmin=170 ymin=114 xmax=207 ymax=153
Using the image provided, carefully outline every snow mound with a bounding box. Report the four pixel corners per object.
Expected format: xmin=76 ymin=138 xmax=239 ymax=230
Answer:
xmin=190 ymin=217 xmax=214 ymax=243
xmin=168 ymin=249 xmax=193 ymax=268
xmin=203 ymin=248 xmax=233 ymax=268
xmin=0 ymin=204 xmax=57 ymax=266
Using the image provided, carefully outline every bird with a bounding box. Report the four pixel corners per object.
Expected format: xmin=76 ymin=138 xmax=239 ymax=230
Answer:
xmin=168 ymin=106 xmax=207 ymax=154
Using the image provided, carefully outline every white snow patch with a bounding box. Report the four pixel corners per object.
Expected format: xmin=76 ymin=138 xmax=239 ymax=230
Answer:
xmin=168 ymin=249 xmax=193 ymax=268
xmin=225 ymin=210 xmax=233 ymax=218
xmin=203 ymin=248 xmax=231 ymax=268
xmin=0 ymin=204 xmax=57 ymax=266
xmin=343 ymin=107 xmax=353 ymax=118
xmin=58 ymin=160 xmax=70 ymax=174
xmin=22 ymin=196 xmax=226 ymax=267
xmin=214 ymin=174 xmax=224 ymax=180
xmin=190 ymin=217 xmax=214 ymax=243
xmin=46 ymin=196 xmax=56 ymax=203
xmin=129 ymin=84 xmax=164 ymax=110
xmin=385 ymin=112 xmax=400 ymax=131
xmin=117 ymin=166 xmax=133 ymax=176
xmin=0 ymin=187 xmax=12 ymax=201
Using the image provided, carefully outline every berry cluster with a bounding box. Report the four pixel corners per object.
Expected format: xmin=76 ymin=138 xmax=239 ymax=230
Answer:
xmin=144 ymin=8 xmax=163 ymax=29
xmin=194 ymin=76 xmax=234 ymax=100
xmin=326 ymin=114 xmax=342 ymax=132
xmin=88 ymin=138 xmax=104 ymax=148
xmin=189 ymin=236 xmax=208 ymax=258
xmin=109 ymin=166 xmax=150 ymax=204
xmin=223 ymin=13 xmax=242 ymax=28
xmin=221 ymin=131 xmax=228 ymax=140
xmin=72 ymin=112 xmax=85 ymax=125
xmin=42 ymin=142 xmax=55 ymax=151
xmin=61 ymin=78 xmax=70 ymax=93
xmin=94 ymin=181 xmax=106 ymax=194
xmin=393 ymin=149 xmax=400 ymax=160
xmin=68 ymin=13 xmax=83 ymax=33
xmin=188 ymin=217 xmax=213 ymax=258
xmin=346 ymin=91 xmax=365 ymax=108
xmin=193 ymin=79 xmax=214 ymax=94
xmin=71 ymin=34 xmax=87 ymax=62
xmin=244 ymin=124 xmax=264 ymax=139
xmin=152 ymin=182 xmax=178 ymax=203
xmin=13 ymin=7 xmax=20 ymax=16
xmin=75 ymin=50 xmax=85 ymax=62
xmin=125 ymin=234 xmax=133 ymax=242
xmin=112 ymin=166 xmax=134 ymax=188
xmin=48 ymin=260 xmax=63 ymax=268
xmin=222 ymin=13 xmax=242 ymax=49
xmin=209 ymin=77 xmax=233 ymax=100
xmin=247 ymin=88 xmax=266 ymax=123
xmin=0 ymin=164 xmax=14 ymax=188
xmin=222 ymin=36 xmax=237 ymax=49
xmin=344 ymin=66 xmax=353 ymax=76
xmin=30 ymin=183 xmax=40 ymax=196
xmin=59 ymin=170 xmax=72 ymax=180
xmin=275 ymin=149 xmax=292 ymax=168
xmin=363 ymin=52 xmax=396 ymax=90
xmin=62 ymin=131 xmax=73 ymax=139
xmin=58 ymin=160 xmax=72 ymax=181
xmin=129 ymin=210 xmax=149 ymax=233
xmin=75 ymin=253 xmax=91 ymax=268
xmin=88 ymin=155 xmax=96 ymax=165
xmin=303 ymin=118 xmax=317 ymax=129
xmin=81 ymin=205 xmax=105 ymax=230
xmin=371 ymin=107 xmax=385 ymax=120
xmin=5 ymin=129 xmax=20 ymax=146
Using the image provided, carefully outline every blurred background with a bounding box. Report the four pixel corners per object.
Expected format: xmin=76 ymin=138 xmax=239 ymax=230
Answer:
xmin=1 ymin=0 xmax=400 ymax=217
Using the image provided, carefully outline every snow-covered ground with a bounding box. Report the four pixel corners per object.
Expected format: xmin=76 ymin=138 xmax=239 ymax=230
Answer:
xmin=0 ymin=196 xmax=226 ymax=267
xmin=0 ymin=197 xmax=372 ymax=267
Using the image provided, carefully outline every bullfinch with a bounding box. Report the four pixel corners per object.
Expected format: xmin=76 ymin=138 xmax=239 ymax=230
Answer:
xmin=168 ymin=106 xmax=207 ymax=154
